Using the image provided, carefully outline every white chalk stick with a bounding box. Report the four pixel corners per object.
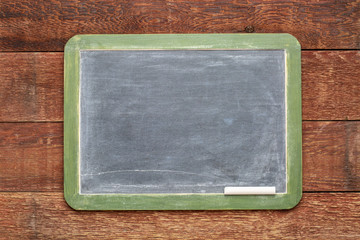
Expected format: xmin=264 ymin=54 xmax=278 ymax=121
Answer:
xmin=224 ymin=186 xmax=276 ymax=195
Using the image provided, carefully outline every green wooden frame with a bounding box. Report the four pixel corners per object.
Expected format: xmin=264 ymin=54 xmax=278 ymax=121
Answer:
xmin=64 ymin=34 xmax=302 ymax=210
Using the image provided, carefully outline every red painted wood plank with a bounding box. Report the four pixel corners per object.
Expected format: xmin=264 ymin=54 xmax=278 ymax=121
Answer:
xmin=0 ymin=121 xmax=359 ymax=192
xmin=0 ymin=192 xmax=359 ymax=239
xmin=0 ymin=51 xmax=359 ymax=122
xmin=0 ymin=0 xmax=359 ymax=51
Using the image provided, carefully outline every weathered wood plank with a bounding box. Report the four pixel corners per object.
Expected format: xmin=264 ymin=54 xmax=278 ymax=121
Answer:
xmin=303 ymin=121 xmax=360 ymax=191
xmin=0 ymin=192 xmax=359 ymax=239
xmin=0 ymin=121 xmax=359 ymax=192
xmin=0 ymin=0 xmax=359 ymax=51
xmin=0 ymin=123 xmax=63 ymax=192
xmin=0 ymin=53 xmax=63 ymax=122
xmin=302 ymin=51 xmax=360 ymax=120
xmin=0 ymin=51 xmax=359 ymax=122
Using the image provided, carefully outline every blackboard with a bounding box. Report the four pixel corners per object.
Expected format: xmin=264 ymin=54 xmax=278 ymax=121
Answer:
xmin=64 ymin=34 xmax=302 ymax=210
xmin=79 ymin=50 xmax=286 ymax=194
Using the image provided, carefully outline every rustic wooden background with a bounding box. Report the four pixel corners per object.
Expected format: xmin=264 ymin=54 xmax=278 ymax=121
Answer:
xmin=1 ymin=0 xmax=359 ymax=239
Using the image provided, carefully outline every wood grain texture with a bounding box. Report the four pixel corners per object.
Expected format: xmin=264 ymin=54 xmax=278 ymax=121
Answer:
xmin=0 ymin=123 xmax=63 ymax=192
xmin=0 ymin=192 xmax=359 ymax=239
xmin=1 ymin=0 xmax=359 ymax=238
xmin=0 ymin=0 xmax=359 ymax=51
xmin=0 ymin=51 xmax=359 ymax=122
xmin=302 ymin=51 xmax=360 ymax=120
xmin=0 ymin=53 xmax=63 ymax=122
xmin=303 ymin=121 xmax=360 ymax=191
xmin=1 ymin=121 xmax=359 ymax=192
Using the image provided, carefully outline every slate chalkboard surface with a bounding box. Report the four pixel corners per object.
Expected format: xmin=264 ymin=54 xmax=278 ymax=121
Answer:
xmin=79 ymin=50 xmax=286 ymax=194
xmin=64 ymin=34 xmax=302 ymax=210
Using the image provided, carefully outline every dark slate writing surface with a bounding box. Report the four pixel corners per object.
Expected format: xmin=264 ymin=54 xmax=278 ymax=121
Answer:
xmin=79 ymin=50 xmax=286 ymax=194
